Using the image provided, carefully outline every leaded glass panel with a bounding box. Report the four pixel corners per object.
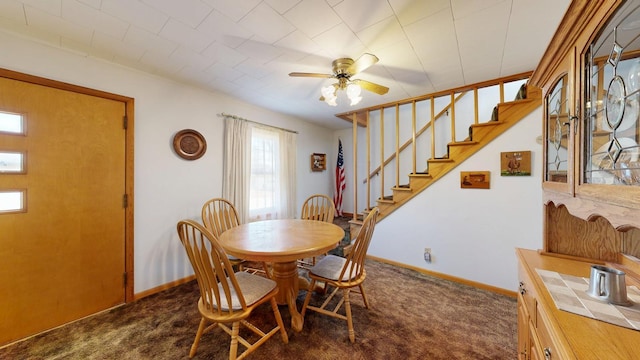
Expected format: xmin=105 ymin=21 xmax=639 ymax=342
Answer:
xmin=585 ymin=1 xmax=640 ymax=185
xmin=546 ymin=74 xmax=570 ymax=183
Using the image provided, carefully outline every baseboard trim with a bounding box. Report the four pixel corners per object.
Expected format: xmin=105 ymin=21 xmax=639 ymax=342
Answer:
xmin=366 ymin=255 xmax=517 ymax=298
xmin=133 ymin=258 xmax=518 ymax=300
xmin=134 ymin=275 xmax=196 ymax=301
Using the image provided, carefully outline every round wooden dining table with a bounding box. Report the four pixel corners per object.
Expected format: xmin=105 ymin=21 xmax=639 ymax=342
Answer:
xmin=218 ymin=219 xmax=344 ymax=332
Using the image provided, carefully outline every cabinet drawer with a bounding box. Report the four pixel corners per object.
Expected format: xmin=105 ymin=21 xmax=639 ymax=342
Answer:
xmin=518 ymin=263 xmax=537 ymax=323
xmin=534 ymin=303 xmax=561 ymax=360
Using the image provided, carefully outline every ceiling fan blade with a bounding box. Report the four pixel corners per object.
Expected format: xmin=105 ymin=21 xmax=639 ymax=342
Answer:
xmin=352 ymin=79 xmax=389 ymax=95
xmin=289 ymin=72 xmax=334 ymax=78
xmin=347 ymin=53 xmax=379 ymax=75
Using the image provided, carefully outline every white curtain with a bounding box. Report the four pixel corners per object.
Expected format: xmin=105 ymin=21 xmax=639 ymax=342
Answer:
xmin=222 ymin=115 xmax=296 ymax=223
xmin=222 ymin=116 xmax=251 ymax=223
xmin=279 ymin=129 xmax=297 ymax=218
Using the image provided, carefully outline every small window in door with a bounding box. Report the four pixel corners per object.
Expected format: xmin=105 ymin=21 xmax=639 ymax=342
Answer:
xmin=0 ymin=189 xmax=26 ymax=213
xmin=0 ymin=111 xmax=26 ymax=135
xmin=0 ymin=151 xmax=26 ymax=173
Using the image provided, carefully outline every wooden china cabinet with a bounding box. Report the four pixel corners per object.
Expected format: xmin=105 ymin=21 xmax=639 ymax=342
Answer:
xmin=519 ymin=0 xmax=640 ymax=359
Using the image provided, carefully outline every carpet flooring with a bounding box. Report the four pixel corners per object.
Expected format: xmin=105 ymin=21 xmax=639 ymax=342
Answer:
xmin=0 ymin=257 xmax=517 ymax=359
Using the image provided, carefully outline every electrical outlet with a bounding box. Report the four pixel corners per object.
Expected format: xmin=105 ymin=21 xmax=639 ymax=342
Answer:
xmin=424 ymin=248 xmax=431 ymax=263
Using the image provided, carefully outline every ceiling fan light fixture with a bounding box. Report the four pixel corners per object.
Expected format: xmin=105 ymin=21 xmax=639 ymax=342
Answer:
xmin=321 ymin=85 xmax=338 ymax=106
xmin=349 ymin=96 xmax=362 ymax=106
xmin=346 ymin=83 xmax=362 ymax=106
xmin=290 ymin=53 xmax=387 ymax=107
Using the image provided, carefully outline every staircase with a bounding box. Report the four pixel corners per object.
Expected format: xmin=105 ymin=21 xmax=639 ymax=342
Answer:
xmin=336 ymin=74 xmax=542 ymax=232
xmin=376 ymin=85 xmax=541 ymax=217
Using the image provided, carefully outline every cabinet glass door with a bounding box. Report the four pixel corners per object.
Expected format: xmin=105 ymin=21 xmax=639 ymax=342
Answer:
xmin=546 ymin=73 xmax=570 ymax=183
xmin=584 ymin=1 xmax=640 ymax=186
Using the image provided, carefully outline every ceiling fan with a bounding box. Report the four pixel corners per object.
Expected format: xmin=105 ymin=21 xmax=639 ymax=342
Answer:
xmin=289 ymin=53 xmax=389 ymax=106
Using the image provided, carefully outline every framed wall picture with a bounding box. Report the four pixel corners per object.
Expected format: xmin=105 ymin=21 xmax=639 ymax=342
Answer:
xmin=460 ymin=171 xmax=490 ymax=189
xmin=500 ymin=150 xmax=531 ymax=176
xmin=311 ymin=153 xmax=326 ymax=171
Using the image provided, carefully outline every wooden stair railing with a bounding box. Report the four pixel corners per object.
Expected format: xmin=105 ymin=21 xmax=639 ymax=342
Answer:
xmin=336 ymin=73 xmax=541 ymax=233
xmin=362 ymin=91 xmax=468 ymax=184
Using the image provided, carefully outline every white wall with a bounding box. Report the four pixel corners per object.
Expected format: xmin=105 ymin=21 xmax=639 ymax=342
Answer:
xmin=0 ymin=29 xmax=544 ymax=295
xmin=0 ymin=31 xmax=336 ymax=294
xmin=368 ymin=110 xmax=544 ymax=291
xmin=334 ymin=110 xmax=543 ymax=291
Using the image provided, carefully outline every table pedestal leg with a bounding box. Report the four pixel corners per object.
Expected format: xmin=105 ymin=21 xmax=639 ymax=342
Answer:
xmin=298 ymin=276 xmax=310 ymax=291
xmin=272 ymin=261 xmax=304 ymax=332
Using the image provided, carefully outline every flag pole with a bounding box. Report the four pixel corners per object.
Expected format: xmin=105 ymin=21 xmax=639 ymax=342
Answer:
xmin=333 ymin=138 xmax=346 ymax=217
xmin=352 ymin=112 xmax=358 ymax=221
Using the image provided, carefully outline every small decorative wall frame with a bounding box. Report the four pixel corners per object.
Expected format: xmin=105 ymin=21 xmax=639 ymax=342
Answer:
xmin=460 ymin=171 xmax=491 ymax=189
xmin=311 ymin=153 xmax=326 ymax=171
xmin=500 ymin=150 xmax=531 ymax=176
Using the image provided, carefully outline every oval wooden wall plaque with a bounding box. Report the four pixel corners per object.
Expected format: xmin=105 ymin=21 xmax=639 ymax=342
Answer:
xmin=173 ymin=129 xmax=206 ymax=160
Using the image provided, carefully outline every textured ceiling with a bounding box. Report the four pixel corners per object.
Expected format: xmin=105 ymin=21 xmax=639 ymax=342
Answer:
xmin=0 ymin=0 xmax=571 ymax=129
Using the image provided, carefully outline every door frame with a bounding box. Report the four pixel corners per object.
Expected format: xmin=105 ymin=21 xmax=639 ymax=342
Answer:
xmin=0 ymin=67 xmax=135 ymax=302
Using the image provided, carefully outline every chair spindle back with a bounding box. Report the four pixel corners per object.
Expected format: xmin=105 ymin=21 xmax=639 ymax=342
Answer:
xmin=301 ymin=194 xmax=335 ymax=223
xmin=340 ymin=208 xmax=379 ymax=282
xmin=176 ymin=220 xmax=247 ymax=315
xmin=201 ymin=198 xmax=241 ymax=237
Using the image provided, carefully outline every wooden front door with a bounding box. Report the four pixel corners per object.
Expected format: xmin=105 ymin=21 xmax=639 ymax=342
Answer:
xmin=0 ymin=75 xmax=129 ymax=345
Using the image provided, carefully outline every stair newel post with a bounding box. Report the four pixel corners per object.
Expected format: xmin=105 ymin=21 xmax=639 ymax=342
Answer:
xmin=450 ymin=92 xmax=456 ymax=143
xmin=395 ymin=104 xmax=400 ymax=189
xmin=379 ymin=108 xmax=385 ymax=203
xmin=473 ymin=88 xmax=479 ymax=125
xmin=499 ymin=81 xmax=505 ymax=103
xmin=430 ymin=97 xmax=435 ymax=161
xmin=412 ymin=101 xmax=416 ymax=175
xmin=352 ymin=112 xmax=358 ymax=221
xmin=366 ymin=111 xmax=371 ymax=214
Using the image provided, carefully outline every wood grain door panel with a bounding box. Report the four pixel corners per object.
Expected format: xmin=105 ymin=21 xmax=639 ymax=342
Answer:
xmin=0 ymin=77 xmax=126 ymax=345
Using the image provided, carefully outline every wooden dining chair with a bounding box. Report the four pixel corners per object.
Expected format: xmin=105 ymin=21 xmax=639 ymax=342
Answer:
xmin=300 ymin=207 xmax=379 ymax=343
xmin=176 ymin=219 xmax=289 ymax=359
xmin=301 ymin=194 xmax=336 ymax=223
xmin=201 ymin=197 xmax=269 ymax=277
xmin=298 ymin=194 xmax=337 ymax=269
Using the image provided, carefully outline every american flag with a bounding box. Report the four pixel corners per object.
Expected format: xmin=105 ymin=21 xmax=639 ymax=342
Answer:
xmin=334 ymin=139 xmax=346 ymax=216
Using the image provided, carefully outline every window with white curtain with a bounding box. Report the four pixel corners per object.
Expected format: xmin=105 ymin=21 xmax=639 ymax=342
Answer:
xmin=222 ymin=115 xmax=297 ymax=223
xmin=249 ymin=126 xmax=281 ymax=220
